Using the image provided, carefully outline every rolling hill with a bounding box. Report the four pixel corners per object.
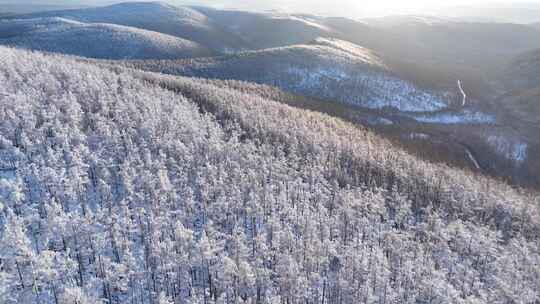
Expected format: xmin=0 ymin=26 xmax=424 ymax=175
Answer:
xmin=7 ymin=1 xmax=249 ymax=52
xmin=190 ymin=6 xmax=335 ymax=49
xmin=7 ymin=2 xmax=343 ymax=52
xmin=1 ymin=2 xmax=540 ymax=303
xmin=10 ymin=2 xmax=540 ymax=86
xmin=0 ymin=17 xmax=213 ymax=59
xmin=362 ymin=16 xmax=540 ymax=72
xmin=503 ymin=48 xmax=540 ymax=92
xmin=122 ymin=38 xmax=454 ymax=113
xmin=2 ymin=2 xmax=536 ymax=187
xmin=114 ymin=34 xmax=540 ymax=185
xmin=490 ymin=50 xmax=540 ymax=182
xmin=0 ymin=45 xmax=539 ymax=304
xmin=494 ymin=49 xmax=540 ymax=141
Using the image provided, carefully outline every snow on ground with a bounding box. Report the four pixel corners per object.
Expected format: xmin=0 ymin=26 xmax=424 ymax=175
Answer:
xmin=131 ymin=38 xmax=452 ymax=113
xmin=410 ymin=110 xmax=495 ymax=124
xmin=286 ymin=66 xmax=348 ymax=88
xmin=283 ymin=64 xmax=449 ymax=112
xmin=358 ymin=74 xmax=448 ymax=112
xmin=487 ymin=135 xmax=528 ymax=164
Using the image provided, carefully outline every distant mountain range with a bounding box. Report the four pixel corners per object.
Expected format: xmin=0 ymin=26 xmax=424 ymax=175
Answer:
xmin=0 ymin=2 xmax=90 ymax=14
xmin=4 ymin=2 xmax=252 ymax=52
xmin=0 ymin=17 xmax=213 ymax=59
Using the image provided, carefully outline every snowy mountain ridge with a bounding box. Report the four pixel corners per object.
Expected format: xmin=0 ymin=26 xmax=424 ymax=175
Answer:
xmin=0 ymin=17 xmax=214 ymax=59
xmin=6 ymin=1 xmax=249 ymax=52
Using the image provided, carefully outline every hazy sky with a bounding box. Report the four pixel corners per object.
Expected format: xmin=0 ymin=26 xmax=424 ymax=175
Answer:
xmin=1 ymin=0 xmax=538 ymax=18
xmin=165 ymin=0 xmax=540 ymax=18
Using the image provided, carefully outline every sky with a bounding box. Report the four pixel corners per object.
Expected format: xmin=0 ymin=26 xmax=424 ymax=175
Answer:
xmin=179 ymin=0 xmax=521 ymax=15
xmin=1 ymin=0 xmax=539 ymax=18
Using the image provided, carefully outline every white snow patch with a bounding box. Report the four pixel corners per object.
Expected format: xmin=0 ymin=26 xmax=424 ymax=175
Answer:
xmin=411 ymin=110 xmax=495 ymax=124
xmin=284 ymin=65 xmax=449 ymax=112
xmin=286 ymin=66 xmax=348 ymax=89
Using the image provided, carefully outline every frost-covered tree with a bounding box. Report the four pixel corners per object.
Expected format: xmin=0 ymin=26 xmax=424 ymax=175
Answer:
xmin=0 ymin=46 xmax=538 ymax=304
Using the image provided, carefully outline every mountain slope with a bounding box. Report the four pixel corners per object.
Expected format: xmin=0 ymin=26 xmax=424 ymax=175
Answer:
xmin=0 ymin=17 xmax=213 ymax=59
xmin=123 ymin=38 xmax=452 ymax=112
xmin=9 ymin=1 xmax=248 ymax=52
xmin=504 ymin=48 xmax=540 ymax=92
xmin=497 ymin=88 xmax=540 ymax=125
xmin=0 ymin=46 xmax=538 ymax=303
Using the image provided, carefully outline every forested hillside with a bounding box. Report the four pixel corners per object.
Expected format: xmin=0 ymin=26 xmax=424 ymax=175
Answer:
xmin=499 ymin=49 xmax=540 ymax=124
xmin=5 ymin=1 xmax=540 ymax=188
xmin=0 ymin=47 xmax=539 ymax=304
xmin=122 ymin=38 xmax=453 ymax=113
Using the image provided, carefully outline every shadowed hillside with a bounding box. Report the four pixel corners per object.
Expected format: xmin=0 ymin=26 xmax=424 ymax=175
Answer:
xmin=121 ymin=38 xmax=455 ymax=113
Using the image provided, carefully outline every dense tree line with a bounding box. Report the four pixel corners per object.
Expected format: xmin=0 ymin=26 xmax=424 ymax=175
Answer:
xmin=0 ymin=47 xmax=539 ymax=304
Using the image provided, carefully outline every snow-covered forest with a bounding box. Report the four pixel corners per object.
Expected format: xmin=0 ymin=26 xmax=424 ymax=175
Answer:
xmin=122 ymin=39 xmax=452 ymax=113
xmin=0 ymin=46 xmax=539 ymax=304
